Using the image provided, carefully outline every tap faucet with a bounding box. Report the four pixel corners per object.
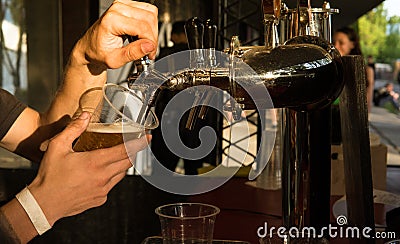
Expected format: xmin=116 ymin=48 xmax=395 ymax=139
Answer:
xmin=262 ymin=0 xmax=281 ymax=48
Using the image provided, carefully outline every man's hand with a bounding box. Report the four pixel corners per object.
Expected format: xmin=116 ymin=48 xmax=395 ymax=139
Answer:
xmin=28 ymin=112 xmax=150 ymax=226
xmin=44 ymin=1 xmax=158 ymax=132
xmin=75 ymin=0 xmax=158 ymax=71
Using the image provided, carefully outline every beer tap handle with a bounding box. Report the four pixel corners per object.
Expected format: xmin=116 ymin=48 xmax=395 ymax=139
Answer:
xmin=184 ymin=17 xmax=205 ymax=130
xmin=262 ymin=0 xmax=281 ymax=19
xmin=185 ymin=17 xmax=204 ymax=49
xmin=125 ymin=35 xmax=138 ymax=44
xmin=185 ymin=17 xmax=205 ymax=68
xmin=185 ymin=90 xmax=202 ymax=130
xmin=274 ymin=0 xmax=281 ymax=19
xmin=125 ymin=35 xmax=151 ymax=86
xmin=204 ymin=19 xmax=217 ymax=67
xmin=126 ymin=36 xmax=151 ymax=68
xmin=295 ymin=0 xmax=312 ymax=36
xmin=302 ymin=0 xmax=320 ymax=37
xmin=204 ymin=19 xmax=217 ymax=49
xmin=198 ymin=90 xmax=215 ymax=120
xmin=124 ymin=35 xmax=153 ymax=125
xmin=322 ymin=1 xmax=333 ymax=41
xmin=262 ymin=0 xmax=280 ymax=48
xmin=197 ymin=20 xmax=218 ymax=120
xmin=228 ymin=36 xmax=245 ymax=121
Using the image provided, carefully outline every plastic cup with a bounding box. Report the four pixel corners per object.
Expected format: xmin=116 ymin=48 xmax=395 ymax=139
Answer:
xmin=155 ymin=203 xmax=220 ymax=244
xmin=73 ymin=83 xmax=158 ymax=152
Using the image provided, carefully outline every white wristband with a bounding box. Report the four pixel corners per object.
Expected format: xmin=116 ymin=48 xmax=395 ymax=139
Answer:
xmin=15 ymin=187 xmax=52 ymax=235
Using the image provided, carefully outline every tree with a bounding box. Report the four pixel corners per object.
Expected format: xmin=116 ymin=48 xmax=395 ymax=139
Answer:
xmin=358 ymin=4 xmax=388 ymax=62
xmin=357 ymin=3 xmax=400 ymax=66
xmin=382 ymin=16 xmax=400 ymax=64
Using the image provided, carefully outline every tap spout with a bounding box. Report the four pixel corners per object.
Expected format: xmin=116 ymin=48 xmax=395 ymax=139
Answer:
xmin=262 ymin=0 xmax=281 ymax=48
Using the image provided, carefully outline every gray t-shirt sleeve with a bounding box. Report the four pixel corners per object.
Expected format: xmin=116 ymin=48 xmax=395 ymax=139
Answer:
xmin=0 ymin=89 xmax=27 ymax=141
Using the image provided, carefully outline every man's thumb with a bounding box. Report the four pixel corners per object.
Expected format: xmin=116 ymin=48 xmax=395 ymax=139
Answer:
xmin=60 ymin=112 xmax=91 ymax=145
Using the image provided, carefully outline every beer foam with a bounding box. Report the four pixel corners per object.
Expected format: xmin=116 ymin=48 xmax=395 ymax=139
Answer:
xmin=86 ymin=122 xmax=144 ymax=133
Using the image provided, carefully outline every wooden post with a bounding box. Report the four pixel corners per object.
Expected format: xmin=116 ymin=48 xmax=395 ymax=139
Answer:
xmin=339 ymin=55 xmax=375 ymax=243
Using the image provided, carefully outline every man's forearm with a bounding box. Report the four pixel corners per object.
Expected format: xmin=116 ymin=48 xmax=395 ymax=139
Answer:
xmin=42 ymin=40 xmax=108 ymax=125
xmin=0 ymin=209 xmax=19 ymax=243
xmin=0 ymin=199 xmax=38 ymax=244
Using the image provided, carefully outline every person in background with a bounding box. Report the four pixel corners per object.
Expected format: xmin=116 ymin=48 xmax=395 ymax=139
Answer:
xmin=331 ymin=26 xmax=372 ymax=144
xmin=333 ymin=27 xmax=362 ymax=55
xmin=333 ymin=26 xmax=374 ymax=113
xmin=398 ymin=71 xmax=400 ymax=84
xmin=0 ymin=1 xmax=158 ymax=243
xmin=366 ymin=55 xmax=376 ymax=112
xmin=376 ymin=82 xmax=400 ymax=112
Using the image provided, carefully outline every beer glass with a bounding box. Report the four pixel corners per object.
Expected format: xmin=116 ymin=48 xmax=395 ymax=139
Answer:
xmin=73 ymin=83 xmax=159 ymax=152
xmin=155 ymin=202 xmax=220 ymax=244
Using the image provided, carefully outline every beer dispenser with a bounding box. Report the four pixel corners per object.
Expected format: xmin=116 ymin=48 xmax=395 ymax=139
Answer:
xmin=128 ymin=0 xmax=346 ymax=242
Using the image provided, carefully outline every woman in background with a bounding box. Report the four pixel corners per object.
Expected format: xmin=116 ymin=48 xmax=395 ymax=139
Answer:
xmin=333 ymin=26 xmax=375 ymax=112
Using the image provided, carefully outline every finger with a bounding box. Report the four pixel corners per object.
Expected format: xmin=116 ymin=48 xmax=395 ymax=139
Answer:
xmin=90 ymin=135 xmax=149 ymax=166
xmin=107 ymin=3 xmax=158 ymax=58
xmin=108 ymin=39 xmax=156 ymax=66
xmin=124 ymin=134 xmax=151 ymax=159
xmin=124 ymin=134 xmax=151 ymax=166
xmin=52 ymin=112 xmax=91 ymax=150
xmin=106 ymin=158 xmax=133 ymax=178
xmin=102 ymin=12 xmax=156 ymax=43
xmin=126 ymin=38 xmax=157 ymax=61
xmin=96 ymin=160 xmax=133 ymax=195
xmin=105 ymin=170 xmax=130 ymax=193
xmin=108 ymin=2 xmax=158 ymax=42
